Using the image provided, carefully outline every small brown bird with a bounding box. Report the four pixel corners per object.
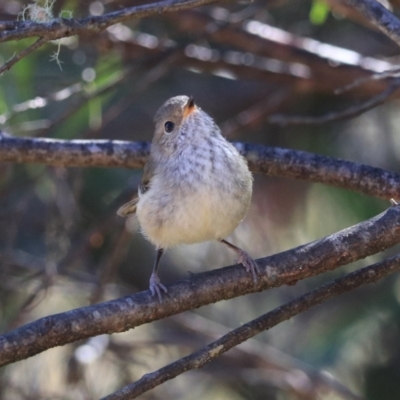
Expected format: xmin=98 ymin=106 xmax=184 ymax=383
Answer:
xmin=117 ymin=95 xmax=258 ymax=300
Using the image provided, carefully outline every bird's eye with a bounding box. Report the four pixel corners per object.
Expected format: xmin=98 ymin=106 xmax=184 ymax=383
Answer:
xmin=164 ymin=121 xmax=175 ymax=133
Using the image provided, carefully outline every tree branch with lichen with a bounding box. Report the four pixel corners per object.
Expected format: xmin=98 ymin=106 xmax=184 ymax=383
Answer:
xmin=0 ymin=0 xmax=235 ymax=43
xmin=0 ymin=133 xmax=399 ymax=200
xmin=0 ymin=0 xmax=236 ymax=73
xmin=344 ymin=0 xmax=400 ymax=48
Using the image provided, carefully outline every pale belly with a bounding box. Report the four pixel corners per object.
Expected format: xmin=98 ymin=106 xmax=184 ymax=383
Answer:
xmin=136 ymin=182 xmax=251 ymax=249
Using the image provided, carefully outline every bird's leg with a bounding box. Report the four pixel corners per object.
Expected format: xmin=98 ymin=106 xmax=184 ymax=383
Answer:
xmin=149 ymin=248 xmax=168 ymax=301
xmin=220 ymin=239 xmax=260 ymax=283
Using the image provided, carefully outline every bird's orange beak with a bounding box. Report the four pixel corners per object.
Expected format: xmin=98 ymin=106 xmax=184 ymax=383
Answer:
xmin=183 ymin=96 xmax=196 ymax=119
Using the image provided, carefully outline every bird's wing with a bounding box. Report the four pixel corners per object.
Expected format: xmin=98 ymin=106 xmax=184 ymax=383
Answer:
xmin=116 ymin=160 xmax=155 ymax=217
xmin=138 ymin=159 xmax=155 ymax=195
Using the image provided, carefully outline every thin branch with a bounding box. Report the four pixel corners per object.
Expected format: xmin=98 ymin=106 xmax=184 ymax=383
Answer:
xmin=173 ymin=9 xmax=395 ymax=76
xmin=344 ymin=0 xmax=400 ymax=48
xmin=39 ymin=50 xmax=180 ymax=137
xmin=0 ymin=0 xmax=235 ymax=44
xmin=1 ymin=205 xmax=400 ymax=367
xmin=31 ymin=66 xmax=135 ymax=136
xmin=221 ymin=88 xmax=292 ymax=138
xmin=102 ymin=253 xmax=400 ymax=399
xmin=335 ymin=68 xmax=400 ymax=95
xmin=269 ymin=78 xmax=400 ymax=125
xmin=172 ymin=313 xmax=362 ymax=400
xmin=96 ymin=10 xmax=399 ymax=98
xmin=0 ymin=37 xmax=47 ymax=75
xmin=1 ymin=134 xmax=400 ymax=200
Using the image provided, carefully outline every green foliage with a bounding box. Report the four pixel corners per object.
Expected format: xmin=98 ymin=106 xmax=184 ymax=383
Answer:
xmin=309 ymin=0 xmax=331 ymax=25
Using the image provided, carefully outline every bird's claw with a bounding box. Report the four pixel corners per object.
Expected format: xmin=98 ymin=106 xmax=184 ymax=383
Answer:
xmin=237 ymin=250 xmax=260 ymax=284
xmin=149 ymin=273 xmax=168 ymax=302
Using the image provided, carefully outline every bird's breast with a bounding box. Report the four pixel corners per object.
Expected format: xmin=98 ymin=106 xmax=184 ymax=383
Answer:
xmin=136 ymin=141 xmax=252 ymax=248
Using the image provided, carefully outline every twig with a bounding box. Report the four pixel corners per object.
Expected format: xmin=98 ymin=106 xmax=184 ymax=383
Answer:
xmin=344 ymin=0 xmax=400 ymax=48
xmin=0 ymin=37 xmax=47 ymax=75
xmin=1 ymin=135 xmax=399 ymax=200
xmin=221 ymin=88 xmax=292 ymax=138
xmin=335 ymin=68 xmax=400 ymax=95
xmin=269 ymin=79 xmax=400 ymax=125
xmin=102 ymin=253 xmax=400 ymax=399
xmin=0 ymin=0 xmax=236 ymax=43
xmin=32 ymin=66 xmax=135 ymax=137
xmin=0 ymin=134 xmax=150 ymax=169
xmin=172 ymin=312 xmax=362 ymax=399
xmin=42 ymin=50 xmax=180 ymax=137
xmin=175 ymin=9 xmax=394 ymax=75
xmin=0 ymin=204 xmax=400 ymax=367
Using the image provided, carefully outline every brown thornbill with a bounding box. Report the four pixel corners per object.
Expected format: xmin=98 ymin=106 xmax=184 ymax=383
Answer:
xmin=118 ymin=95 xmax=258 ymax=300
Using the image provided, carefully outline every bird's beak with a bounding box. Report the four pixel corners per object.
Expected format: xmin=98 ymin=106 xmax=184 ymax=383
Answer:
xmin=183 ymin=96 xmax=196 ymax=119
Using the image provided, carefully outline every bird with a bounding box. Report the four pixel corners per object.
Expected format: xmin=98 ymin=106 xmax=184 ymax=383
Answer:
xmin=117 ymin=95 xmax=258 ymax=300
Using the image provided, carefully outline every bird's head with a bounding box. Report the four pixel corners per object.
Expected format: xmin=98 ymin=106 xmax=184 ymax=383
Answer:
xmin=152 ymin=95 xmax=210 ymax=152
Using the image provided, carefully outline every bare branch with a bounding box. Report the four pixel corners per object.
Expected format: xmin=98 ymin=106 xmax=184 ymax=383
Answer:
xmin=1 ymin=134 xmax=399 ymax=200
xmin=240 ymin=143 xmax=400 ymax=201
xmin=335 ymin=68 xmax=400 ymax=95
xmin=103 ymin=254 xmax=400 ymax=399
xmin=0 ymin=205 xmax=400 ymax=367
xmin=0 ymin=0 xmax=236 ymax=44
xmin=344 ymin=0 xmax=400 ymax=47
xmin=269 ymin=78 xmax=400 ymax=125
xmin=172 ymin=313 xmax=362 ymax=400
xmin=0 ymin=134 xmax=150 ymax=169
xmin=0 ymin=37 xmax=47 ymax=74
xmin=221 ymin=89 xmax=292 ymax=138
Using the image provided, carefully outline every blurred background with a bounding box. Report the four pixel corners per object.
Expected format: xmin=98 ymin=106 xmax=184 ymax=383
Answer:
xmin=1 ymin=0 xmax=400 ymax=399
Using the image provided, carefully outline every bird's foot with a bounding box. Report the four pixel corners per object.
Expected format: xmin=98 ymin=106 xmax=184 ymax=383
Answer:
xmin=149 ymin=272 xmax=168 ymax=302
xmin=237 ymin=250 xmax=260 ymax=283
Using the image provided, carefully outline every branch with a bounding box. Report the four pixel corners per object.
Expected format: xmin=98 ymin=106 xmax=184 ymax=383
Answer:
xmin=269 ymin=79 xmax=400 ymax=125
xmin=0 ymin=37 xmax=47 ymax=75
xmin=335 ymin=67 xmax=400 ymax=95
xmin=171 ymin=313 xmax=362 ymax=400
xmin=1 ymin=205 xmax=400 ymax=367
xmin=344 ymin=0 xmax=400 ymax=47
xmin=1 ymin=134 xmax=400 ymax=200
xmin=0 ymin=20 xmax=17 ymax=31
xmin=102 ymin=254 xmax=400 ymax=399
xmin=0 ymin=134 xmax=150 ymax=169
xmin=0 ymin=0 xmax=234 ymax=43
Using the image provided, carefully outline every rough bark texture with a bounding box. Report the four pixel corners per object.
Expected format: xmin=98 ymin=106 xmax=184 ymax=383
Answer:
xmin=0 ymin=205 xmax=400 ymax=367
xmin=345 ymin=0 xmax=400 ymax=47
xmin=102 ymin=253 xmax=400 ymax=400
xmin=0 ymin=0 xmax=235 ymax=43
xmin=1 ymin=135 xmax=400 ymax=200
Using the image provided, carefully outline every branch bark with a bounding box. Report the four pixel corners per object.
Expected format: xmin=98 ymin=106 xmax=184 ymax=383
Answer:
xmin=269 ymin=78 xmax=400 ymax=125
xmin=0 ymin=37 xmax=47 ymax=75
xmin=0 ymin=204 xmax=400 ymax=367
xmin=344 ymin=0 xmax=400 ymax=47
xmin=0 ymin=0 xmax=235 ymax=43
xmin=102 ymin=253 xmax=400 ymax=399
xmin=1 ymin=134 xmax=399 ymax=200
